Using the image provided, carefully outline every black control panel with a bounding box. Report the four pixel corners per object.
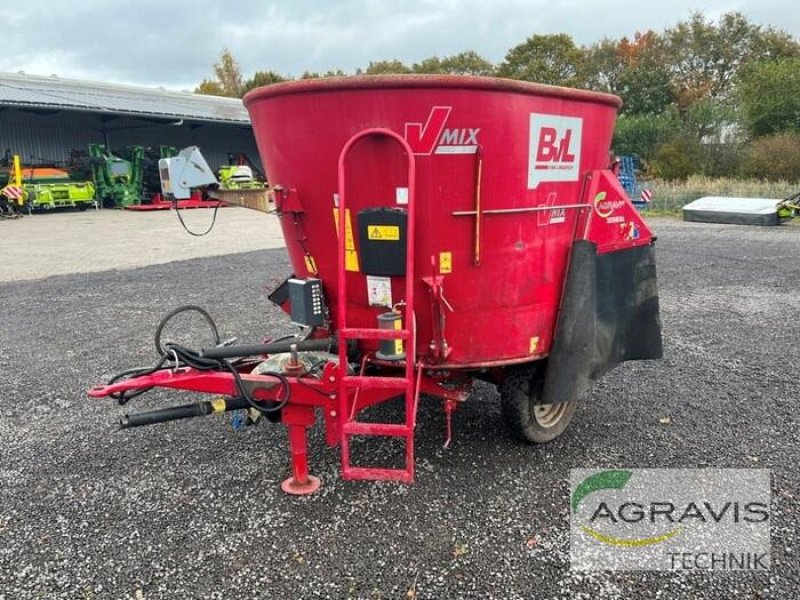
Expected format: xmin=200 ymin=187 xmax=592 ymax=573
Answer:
xmin=288 ymin=278 xmax=325 ymax=326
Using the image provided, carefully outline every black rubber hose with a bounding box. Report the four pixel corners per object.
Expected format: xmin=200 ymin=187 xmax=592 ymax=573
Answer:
xmin=200 ymin=338 xmax=333 ymax=359
xmin=154 ymin=305 xmax=220 ymax=356
xmin=120 ymin=396 xmax=251 ymax=428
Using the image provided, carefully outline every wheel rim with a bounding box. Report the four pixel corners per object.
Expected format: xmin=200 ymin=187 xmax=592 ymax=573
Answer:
xmin=532 ymin=402 xmax=569 ymax=428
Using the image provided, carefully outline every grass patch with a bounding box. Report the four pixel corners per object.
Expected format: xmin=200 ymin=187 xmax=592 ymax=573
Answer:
xmin=642 ymin=176 xmax=800 ymax=213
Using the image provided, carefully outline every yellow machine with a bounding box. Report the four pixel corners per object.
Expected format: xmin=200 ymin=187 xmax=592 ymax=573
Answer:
xmin=0 ymin=155 xmax=27 ymax=218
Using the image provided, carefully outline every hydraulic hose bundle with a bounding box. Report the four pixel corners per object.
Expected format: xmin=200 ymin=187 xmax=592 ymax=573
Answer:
xmin=108 ymin=305 xmax=293 ymax=420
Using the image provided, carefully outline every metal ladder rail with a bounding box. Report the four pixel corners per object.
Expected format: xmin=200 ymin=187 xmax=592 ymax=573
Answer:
xmin=336 ymin=128 xmax=418 ymax=482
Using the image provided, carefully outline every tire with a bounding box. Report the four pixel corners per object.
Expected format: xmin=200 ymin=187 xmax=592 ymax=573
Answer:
xmin=500 ymin=372 xmax=577 ymax=443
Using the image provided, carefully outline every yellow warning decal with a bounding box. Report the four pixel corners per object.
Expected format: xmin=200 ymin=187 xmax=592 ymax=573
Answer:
xmin=304 ymin=255 xmax=318 ymax=275
xmin=368 ymin=225 xmax=400 ymax=241
xmin=439 ymin=251 xmax=452 ymax=274
xmin=529 ymin=336 xmax=540 ymax=354
xmin=393 ymin=315 xmax=404 ymax=355
xmin=332 ymin=208 xmax=360 ymax=272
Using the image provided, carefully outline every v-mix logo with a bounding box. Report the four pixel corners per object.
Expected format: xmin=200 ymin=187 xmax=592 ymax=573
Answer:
xmin=404 ymin=107 xmax=480 ymax=155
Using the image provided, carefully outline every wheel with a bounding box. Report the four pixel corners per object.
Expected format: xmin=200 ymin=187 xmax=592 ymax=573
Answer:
xmin=500 ymin=372 xmax=577 ymax=443
xmin=78 ymin=203 xmax=89 ymax=211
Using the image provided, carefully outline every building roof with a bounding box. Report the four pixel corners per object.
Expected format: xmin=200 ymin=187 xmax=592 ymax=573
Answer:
xmin=0 ymin=72 xmax=250 ymax=125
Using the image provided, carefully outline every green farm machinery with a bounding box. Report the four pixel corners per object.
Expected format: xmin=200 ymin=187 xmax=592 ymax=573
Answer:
xmin=88 ymin=144 xmax=144 ymax=207
xmin=0 ymin=155 xmax=95 ymax=212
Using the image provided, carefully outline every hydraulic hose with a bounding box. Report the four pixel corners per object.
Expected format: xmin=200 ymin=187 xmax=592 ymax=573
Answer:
xmin=120 ymin=396 xmax=251 ymax=429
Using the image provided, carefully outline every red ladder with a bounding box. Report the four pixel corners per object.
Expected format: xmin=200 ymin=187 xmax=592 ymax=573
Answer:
xmin=336 ymin=128 xmax=418 ymax=483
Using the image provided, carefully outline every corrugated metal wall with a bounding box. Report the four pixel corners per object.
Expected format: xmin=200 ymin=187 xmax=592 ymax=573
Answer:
xmin=0 ymin=108 xmax=263 ymax=174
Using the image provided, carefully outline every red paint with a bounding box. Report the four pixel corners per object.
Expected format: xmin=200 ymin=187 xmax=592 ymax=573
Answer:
xmin=244 ymin=75 xmax=653 ymax=366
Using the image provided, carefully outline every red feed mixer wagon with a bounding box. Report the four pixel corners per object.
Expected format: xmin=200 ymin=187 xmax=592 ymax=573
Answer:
xmin=89 ymin=76 xmax=662 ymax=495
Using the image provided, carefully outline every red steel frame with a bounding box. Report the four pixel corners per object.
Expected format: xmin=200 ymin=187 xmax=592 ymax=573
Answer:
xmin=88 ymin=128 xmax=475 ymax=494
xmin=336 ymin=128 xmax=418 ymax=483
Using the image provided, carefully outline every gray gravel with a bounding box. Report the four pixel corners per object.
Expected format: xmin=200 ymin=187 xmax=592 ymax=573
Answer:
xmin=0 ymin=219 xmax=798 ymax=599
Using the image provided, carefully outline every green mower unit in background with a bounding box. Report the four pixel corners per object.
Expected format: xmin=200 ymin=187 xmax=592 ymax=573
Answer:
xmin=88 ymin=143 xmax=144 ymax=207
xmin=0 ymin=163 xmax=96 ymax=211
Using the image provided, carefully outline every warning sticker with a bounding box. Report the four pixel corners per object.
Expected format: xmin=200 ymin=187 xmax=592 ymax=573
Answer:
xmin=368 ymin=225 xmax=400 ymax=241
xmin=439 ymin=251 xmax=452 ymax=274
xmin=366 ymin=275 xmax=392 ymax=307
xmin=332 ymin=208 xmax=360 ymax=272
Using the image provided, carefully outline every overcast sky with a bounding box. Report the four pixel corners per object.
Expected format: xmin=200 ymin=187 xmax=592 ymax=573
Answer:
xmin=2 ymin=0 xmax=799 ymax=91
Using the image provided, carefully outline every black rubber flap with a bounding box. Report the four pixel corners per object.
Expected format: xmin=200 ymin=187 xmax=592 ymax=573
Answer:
xmin=541 ymin=240 xmax=663 ymax=405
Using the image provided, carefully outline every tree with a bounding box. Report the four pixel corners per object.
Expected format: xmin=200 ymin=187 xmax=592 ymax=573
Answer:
xmin=612 ymin=112 xmax=681 ymax=160
xmin=739 ymin=58 xmax=800 ymax=137
xmin=242 ymin=70 xmax=289 ymax=94
xmin=413 ymin=51 xmax=495 ymax=76
xmin=213 ymin=48 xmax=244 ymax=97
xmin=663 ymin=12 xmax=800 ymax=108
xmin=195 ymin=48 xmax=244 ymax=97
xmin=299 ymin=69 xmax=347 ymax=79
xmin=365 ymin=60 xmax=411 ymax=75
xmin=498 ymin=34 xmax=585 ymax=86
xmin=581 ymin=38 xmax=625 ymax=93
xmin=614 ymin=31 xmax=673 ymax=115
xmin=194 ymin=79 xmax=226 ymax=97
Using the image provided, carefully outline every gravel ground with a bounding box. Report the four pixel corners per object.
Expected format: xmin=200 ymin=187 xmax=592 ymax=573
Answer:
xmin=0 ymin=218 xmax=798 ymax=599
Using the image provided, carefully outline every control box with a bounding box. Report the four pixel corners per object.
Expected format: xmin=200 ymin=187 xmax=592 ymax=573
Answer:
xmin=288 ymin=278 xmax=325 ymax=326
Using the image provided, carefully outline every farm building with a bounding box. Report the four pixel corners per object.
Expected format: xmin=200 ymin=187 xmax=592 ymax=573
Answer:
xmin=0 ymin=71 xmax=260 ymax=173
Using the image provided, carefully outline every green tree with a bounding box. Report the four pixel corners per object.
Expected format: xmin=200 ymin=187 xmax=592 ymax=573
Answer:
xmin=616 ymin=32 xmax=673 ymax=115
xmin=299 ymin=69 xmax=347 ymax=79
xmin=582 ymin=33 xmax=673 ymax=115
xmin=364 ymin=60 xmax=411 ymax=74
xmin=739 ymin=58 xmax=800 ymax=137
xmin=663 ymin=11 xmax=800 ymax=108
xmin=498 ymin=34 xmax=584 ymax=86
xmin=612 ymin=112 xmax=680 ymax=160
xmin=413 ymin=51 xmax=495 ymax=76
xmin=242 ymin=70 xmax=289 ymax=94
xmin=581 ymin=38 xmax=625 ymax=93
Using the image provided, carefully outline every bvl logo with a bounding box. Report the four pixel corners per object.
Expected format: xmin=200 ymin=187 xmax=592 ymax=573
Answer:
xmin=528 ymin=114 xmax=582 ymax=189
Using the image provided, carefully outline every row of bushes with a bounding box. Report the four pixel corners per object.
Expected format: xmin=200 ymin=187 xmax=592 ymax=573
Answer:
xmin=614 ymin=112 xmax=800 ymax=181
xmin=647 ymin=134 xmax=800 ymax=181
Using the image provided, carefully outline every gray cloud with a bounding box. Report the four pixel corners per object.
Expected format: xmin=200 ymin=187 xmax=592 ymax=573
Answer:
xmin=1 ymin=0 xmax=798 ymax=89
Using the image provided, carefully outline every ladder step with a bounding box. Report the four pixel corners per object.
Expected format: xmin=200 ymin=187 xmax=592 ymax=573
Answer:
xmin=343 ymin=466 xmax=413 ymax=483
xmin=342 ymin=422 xmax=411 ymax=437
xmin=340 ymin=328 xmax=410 ymax=341
xmin=342 ymin=375 xmax=410 ymax=390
